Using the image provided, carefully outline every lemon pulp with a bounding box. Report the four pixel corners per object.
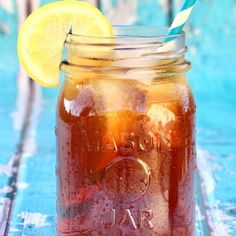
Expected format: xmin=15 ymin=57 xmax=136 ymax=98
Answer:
xmin=18 ymin=1 xmax=113 ymax=87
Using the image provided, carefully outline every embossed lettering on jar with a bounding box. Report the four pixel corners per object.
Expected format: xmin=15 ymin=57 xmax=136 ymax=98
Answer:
xmin=56 ymin=26 xmax=196 ymax=236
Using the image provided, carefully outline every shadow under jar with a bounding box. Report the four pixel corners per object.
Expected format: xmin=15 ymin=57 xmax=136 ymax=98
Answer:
xmin=56 ymin=26 xmax=196 ymax=236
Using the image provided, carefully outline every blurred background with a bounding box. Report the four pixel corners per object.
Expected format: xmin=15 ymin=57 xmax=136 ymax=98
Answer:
xmin=0 ymin=0 xmax=235 ymax=235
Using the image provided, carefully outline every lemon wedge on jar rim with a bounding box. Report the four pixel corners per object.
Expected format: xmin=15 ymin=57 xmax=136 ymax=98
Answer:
xmin=18 ymin=0 xmax=113 ymax=88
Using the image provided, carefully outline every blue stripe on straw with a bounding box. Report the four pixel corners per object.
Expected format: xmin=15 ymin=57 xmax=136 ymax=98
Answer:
xmin=168 ymin=25 xmax=184 ymax=36
xmin=180 ymin=0 xmax=197 ymax=11
xmin=164 ymin=0 xmax=197 ymax=43
xmin=165 ymin=25 xmax=184 ymax=43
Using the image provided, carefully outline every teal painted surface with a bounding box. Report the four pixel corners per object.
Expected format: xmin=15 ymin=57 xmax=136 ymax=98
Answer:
xmin=0 ymin=0 xmax=236 ymax=235
xmin=0 ymin=3 xmax=18 ymax=163
xmin=0 ymin=1 xmax=20 ymax=220
xmin=135 ymin=0 xmax=167 ymax=26
xmin=185 ymin=1 xmax=236 ymax=234
xmin=8 ymin=88 xmax=58 ymax=236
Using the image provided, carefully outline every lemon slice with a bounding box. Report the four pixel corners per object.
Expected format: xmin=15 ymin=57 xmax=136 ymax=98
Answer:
xmin=18 ymin=1 xmax=113 ymax=87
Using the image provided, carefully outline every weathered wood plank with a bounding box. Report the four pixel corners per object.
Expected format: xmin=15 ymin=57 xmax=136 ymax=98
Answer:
xmin=0 ymin=1 xmax=25 ymax=234
xmin=181 ymin=0 xmax=236 ymax=234
xmin=0 ymin=0 xmax=42 ymax=235
xmin=8 ymin=87 xmax=58 ymax=235
xmin=0 ymin=1 xmax=19 ymax=172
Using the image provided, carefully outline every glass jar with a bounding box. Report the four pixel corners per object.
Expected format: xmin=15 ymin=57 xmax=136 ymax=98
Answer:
xmin=56 ymin=26 xmax=196 ymax=236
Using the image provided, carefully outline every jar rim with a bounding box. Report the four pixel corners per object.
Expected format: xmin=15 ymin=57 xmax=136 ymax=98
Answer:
xmin=67 ymin=25 xmax=185 ymax=42
xmin=61 ymin=25 xmax=189 ymax=80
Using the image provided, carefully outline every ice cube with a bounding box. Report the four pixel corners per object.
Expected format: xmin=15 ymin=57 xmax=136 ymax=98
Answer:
xmin=147 ymin=104 xmax=176 ymax=128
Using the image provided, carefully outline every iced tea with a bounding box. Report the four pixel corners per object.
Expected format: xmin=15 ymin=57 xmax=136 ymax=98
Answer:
xmin=56 ymin=27 xmax=196 ymax=236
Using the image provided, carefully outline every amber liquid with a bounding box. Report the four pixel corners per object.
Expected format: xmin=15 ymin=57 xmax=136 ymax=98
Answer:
xmin=56 ymin=77 xmax=196 ymax=236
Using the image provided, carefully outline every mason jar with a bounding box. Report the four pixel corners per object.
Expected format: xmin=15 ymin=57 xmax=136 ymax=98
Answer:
xmin=56 ymin=26 xmax=196 ymax=236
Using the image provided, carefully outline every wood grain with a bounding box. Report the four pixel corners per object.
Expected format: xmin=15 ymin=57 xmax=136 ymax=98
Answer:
xmin=0 ymin=0 xmax=40 ymax=235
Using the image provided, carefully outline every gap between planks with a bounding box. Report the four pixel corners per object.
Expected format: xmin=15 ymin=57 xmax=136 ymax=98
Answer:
xmin=1 ymin=80 xmax=36 ymax=236
xmin=0 ymin=0 xmax=40 ymax=235
xmin=168 ymin=0 xmax=174 ymax=25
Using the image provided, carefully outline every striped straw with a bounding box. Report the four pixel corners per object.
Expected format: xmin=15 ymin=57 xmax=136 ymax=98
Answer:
xmin=165 ymin=0 xmax=197 ymax=44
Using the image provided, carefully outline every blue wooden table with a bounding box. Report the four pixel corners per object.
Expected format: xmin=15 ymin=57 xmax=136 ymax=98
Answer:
xmin=0 ymin=0 xmax=236 ymax=235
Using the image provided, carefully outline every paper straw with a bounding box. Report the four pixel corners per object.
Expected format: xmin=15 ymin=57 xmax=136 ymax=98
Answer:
xmin=165 ymin=0 xmax=197 ymax=44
